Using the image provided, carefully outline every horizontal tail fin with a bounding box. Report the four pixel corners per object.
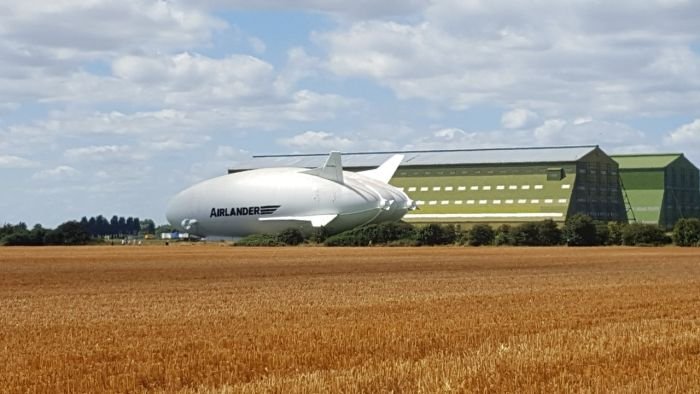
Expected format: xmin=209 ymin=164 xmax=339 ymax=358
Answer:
xmin=359 ymin=154 xmax=404 ymax=183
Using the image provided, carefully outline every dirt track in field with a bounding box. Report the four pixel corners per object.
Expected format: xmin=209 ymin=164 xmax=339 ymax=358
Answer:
xmin=1 ymin=246 xmax=699 ymax=393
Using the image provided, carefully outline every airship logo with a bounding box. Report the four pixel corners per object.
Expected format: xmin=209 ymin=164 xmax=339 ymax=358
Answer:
xmin=210 ymin=205 xmax=281 ymax=218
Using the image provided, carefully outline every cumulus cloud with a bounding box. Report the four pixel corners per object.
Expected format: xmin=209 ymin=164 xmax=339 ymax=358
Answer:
xmin=0 ymin=155 xmax=39 ymax=169
xmin=666 ymin=119 xmax=700 ymax=146
xmin=319 ymin=1 xmax=700 ymax=116
xmin=0 ymin=1 xmax=224 ymax=58
xmin=32 ymin=165 xmax=80 ymax=180
xmin=197 ymin=0 xmax=430 ymax=19
xmin=278 ymin=131 xmax=355 ymax=151
xmin=64 ymin=145 xmax=144 ymax=161
xmin=501 ymin=109 xmax=539 ymax=129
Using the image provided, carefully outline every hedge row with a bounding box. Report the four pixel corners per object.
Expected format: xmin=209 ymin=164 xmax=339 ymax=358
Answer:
xmin=234 ymin=215 xmax=700 ymax=247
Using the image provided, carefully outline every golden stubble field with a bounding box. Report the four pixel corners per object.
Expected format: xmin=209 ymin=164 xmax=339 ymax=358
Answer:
xmin=1 ymin=246 xmax=699 ymax=393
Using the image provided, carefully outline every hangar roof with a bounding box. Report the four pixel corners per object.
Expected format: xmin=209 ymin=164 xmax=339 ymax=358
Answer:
xmin=611 ymin=154 xmax=683 ymax=169
xmin=230 ymin=145 xmax=601 ymax=171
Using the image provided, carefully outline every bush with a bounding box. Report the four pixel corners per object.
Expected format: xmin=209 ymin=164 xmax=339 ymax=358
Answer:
xmin=325 ymin=222 xmax=417 ymax=246
xmin=621 ymin=223 xmax=670 ymax=246
xmin=537 ymin=219 xmax=563 ymax=246
xmin=308 ymin=227 xmax=330 ymax=244
xmin=43 ymin=221 xmax=91 ymax=245
xmin=415 ymin=224 xmax=457 ymax=246
xmin=512 ymin=222 xmax=541 ymax=246
xmin=595 ymin=221 xmax=610 ymax=246
xmin=494 ymin=224 xmax=516 ymax=246
xmin=563 ymin=214 xmax=598 ymax=246
xmin=235 ymin=233 xmax=282 ymax=246
xmin=607 ymin=222 xmax=626 ymax=245
xmin=276 ymin=228 xmax=305 ymax=246
xmin=672 ymin=218 xmax=700 ymax=247
xmin=466 ymin=224 xmax=494 ymax=246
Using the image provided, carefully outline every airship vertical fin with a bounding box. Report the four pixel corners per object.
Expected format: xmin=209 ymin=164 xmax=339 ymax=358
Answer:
xmin=359 ymin=154 xmax=404 ymax=183
xmin=301 ymin=151 xmax=344 ymax=184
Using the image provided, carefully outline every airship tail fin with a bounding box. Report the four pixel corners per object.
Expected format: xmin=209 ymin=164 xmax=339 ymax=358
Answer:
xmin=302 ymin=151 xmax=344 ymax=183
xmin=359 ymin=154 xmax=404 ymax=183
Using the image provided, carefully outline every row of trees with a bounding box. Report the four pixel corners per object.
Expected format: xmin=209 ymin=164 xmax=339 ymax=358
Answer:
xmin=1 ymin=215 xmax=159 ymax=246
xmin=235 ymin=215 xmax=700 ymax=247
xmin=0 ymin=222 xmax=91 ymax=246
xmin=79 ymin=216 xmax=155 ymax=237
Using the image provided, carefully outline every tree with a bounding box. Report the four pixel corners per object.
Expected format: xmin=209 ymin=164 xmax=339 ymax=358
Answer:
xmin=607 ymin=222 xmax=626 ymax=245
xmin=467 ymin=224 xmax=494 ymax=246
xmin=110 ymin=215 xmax=119 ymax=236
xmin=140 ymin=219 xmax=156 ymax=235
xmin=537 ymin=219 xmax=562 ymax=246
xmin=621 ymin=223 xmax=669 ymax=246
xmin=513 ymin=222 xmax=541 ymax=246
xmin=276 ymin=228 xmax=305 ymax=245
xmin=672 ymin=218 xmax=700 ymax=247
xmin=45 ymin=221 xmax=91 ymax=245
xmin=494 ymin=224 xmax=516 ymax=246
xmin=416 ymin=224 xmax=456 ymax=246
xmin=563 ymin=214 xmax=598 ymax=246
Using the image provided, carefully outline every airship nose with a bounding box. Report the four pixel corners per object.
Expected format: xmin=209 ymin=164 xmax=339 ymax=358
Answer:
xmin=165 ymin=193 xmax=187 ymax=232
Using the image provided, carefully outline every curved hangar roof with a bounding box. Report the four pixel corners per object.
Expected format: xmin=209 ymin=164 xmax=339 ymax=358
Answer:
xmin=229 ymin=145 xmax=602 ymax=172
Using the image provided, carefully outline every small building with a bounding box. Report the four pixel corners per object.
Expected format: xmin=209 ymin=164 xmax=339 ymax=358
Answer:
xmin=230 ymin=145 xmax=627 ymax=226
xmin=612 ymin=153 xmax=700 ymax=228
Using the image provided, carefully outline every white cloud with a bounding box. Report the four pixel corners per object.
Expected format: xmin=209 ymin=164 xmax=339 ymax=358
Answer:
xmin=248 ymin=37 xmax=267 ymax=55
xmin=501 ymin=109 xmax=539 ymax=129
xmin=64 ymin=145 xmax=142 ymax=161
xmin=0 ymin=1 xmax=224 ymax=58
xmin=278 ymin=131 xmax=354 ymax=151
xmin=32 ymin=165 xmax=79 ymax=180
xmin=666 ymin=119 xmax=700 ymax=146
xmin=320 ymin=1 xmax=700 ymax=116
xmin=197 ymin=0 xmax=430 ymax=19
xmin=0 ymin=155 xmax=39 ymax=168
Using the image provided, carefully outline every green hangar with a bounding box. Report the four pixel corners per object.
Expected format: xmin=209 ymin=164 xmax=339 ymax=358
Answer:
xmin=611 ymin=154 xmax=700 ymax=228
xmin=230 ymin=145 xmax=628 ymax=226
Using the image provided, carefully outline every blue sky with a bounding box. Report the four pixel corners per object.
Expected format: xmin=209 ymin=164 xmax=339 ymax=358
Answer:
xmin=1 ymin=1 xmax=700 ymax=227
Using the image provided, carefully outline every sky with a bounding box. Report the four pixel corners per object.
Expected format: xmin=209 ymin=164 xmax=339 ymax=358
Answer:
xmin=1 ymin=0 xmax=700 ymax=227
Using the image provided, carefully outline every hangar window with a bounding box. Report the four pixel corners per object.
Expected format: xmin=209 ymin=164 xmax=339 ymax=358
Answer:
xmin=455 ymin=200 xmax=463 ymax=205
xmin=518 ymin=199 xmax=527 ymax=204
xmin=505 ymin=199 xmax=514 ymax=204
xmin=544 ymin=199 xmax=553 ymax=204
xmin=470 ymin=186 xmax=479 ymax=191
xmin=479 ymin=200 xmax=488 ymax=204
xmin=558 ymin=199 xmax=568 ymax=204
xmin=458 ymin=186 xmax=466 ymax=191
xmin=483 ymin=186 xmax=492 ymax=190
xmin=509 ymin=185 xmax=518 ymax=190
xmin=547 ymin=168 xmax=565 ymax=181
xmin=432 ymin=186 xmax=441 ymax=191
xmin=534 ymin=185 xmax=544 ymax=190
xmin=496 ymin=185 xmax=505 ymax=190
xmin=420 ymin=187 xmax=429 ymax=191
xmin=493 ymin=200 xmax=502 ymax=204
xmin=521 ymin=185 xmax=531 ymax=190
xmin=531 ymin=199 xmax=540 ymax=204
xmin=408 ymin=187 xmax=417 ymax=192
xmin=416 ymin=200 xmax=425 ymax=205
xmin=441 ymin=200 xmax=450 ymax=205
xmin=467 ymin=200 xmax=475 ymax=205
xmin=561 ymin=184 xmax=571 ymax=189
xmin=428 ymin=200 xmax=437 ymax=205
xmin=445 ymin=186 xmax=454 ymax=191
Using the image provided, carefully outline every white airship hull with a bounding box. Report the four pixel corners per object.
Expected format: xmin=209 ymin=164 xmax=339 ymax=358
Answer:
xmin=166 ymin=153 xmax=413 ymax=238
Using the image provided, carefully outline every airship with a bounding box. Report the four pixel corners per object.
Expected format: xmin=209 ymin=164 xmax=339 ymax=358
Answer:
xmin=166 ymin=151 xmax=415 ymax=238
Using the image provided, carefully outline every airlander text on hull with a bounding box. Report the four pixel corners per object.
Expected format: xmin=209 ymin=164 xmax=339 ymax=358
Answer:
xmin=209 ymin=205 xmax=281 ymax=218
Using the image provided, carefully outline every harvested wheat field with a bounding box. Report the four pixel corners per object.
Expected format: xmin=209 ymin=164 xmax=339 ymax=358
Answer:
xmin=1 ymin=246 xmax=699 ymax=393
